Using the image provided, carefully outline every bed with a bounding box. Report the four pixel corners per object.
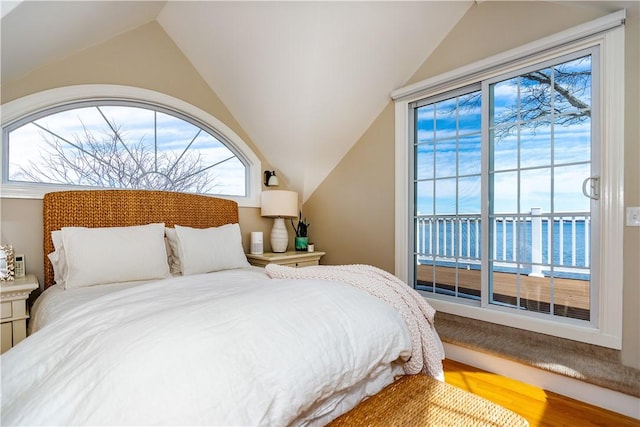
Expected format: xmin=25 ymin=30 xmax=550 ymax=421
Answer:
xmin=1 ymin=189 xmax=444 ymax=426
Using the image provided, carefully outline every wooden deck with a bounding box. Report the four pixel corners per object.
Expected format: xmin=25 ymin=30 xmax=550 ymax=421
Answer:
xmin=417 ymin=264 xmax=590 ymax=319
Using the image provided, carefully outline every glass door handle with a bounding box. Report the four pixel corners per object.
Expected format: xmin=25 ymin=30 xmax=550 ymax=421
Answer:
xmin=582 ymin=175 xmax=600 ymax=200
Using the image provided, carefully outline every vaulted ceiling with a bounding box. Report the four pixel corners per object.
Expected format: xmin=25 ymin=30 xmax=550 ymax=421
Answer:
xmin=1 ymin=1 xmax=473 ymax=200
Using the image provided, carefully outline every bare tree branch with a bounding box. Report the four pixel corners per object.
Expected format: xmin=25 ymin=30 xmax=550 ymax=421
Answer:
xmin=449 ymin=57 xmax=591 ymax=141
xmin=18 ymin=119 xmax=217 ymax=194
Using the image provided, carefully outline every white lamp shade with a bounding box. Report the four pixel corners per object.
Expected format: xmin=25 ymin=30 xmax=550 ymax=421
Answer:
xmin=261 ymin=190 xmax=298 ymax=218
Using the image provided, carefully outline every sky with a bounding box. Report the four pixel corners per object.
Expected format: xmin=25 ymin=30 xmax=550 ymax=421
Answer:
xmin=414 ymin=55 xmax=592 ymax=217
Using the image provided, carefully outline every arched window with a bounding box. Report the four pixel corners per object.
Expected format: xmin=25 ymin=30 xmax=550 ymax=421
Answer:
xmin=1 ymin=86 xmax=261 ymax=206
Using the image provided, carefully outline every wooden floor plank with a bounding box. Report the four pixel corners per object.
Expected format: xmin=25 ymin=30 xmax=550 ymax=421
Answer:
xmin=443 ymin=359 xmax=639 ymax=427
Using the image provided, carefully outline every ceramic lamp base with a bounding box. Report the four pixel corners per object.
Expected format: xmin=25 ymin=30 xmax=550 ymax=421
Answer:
xmin=270 ymin=217 xmax=289 ymax=253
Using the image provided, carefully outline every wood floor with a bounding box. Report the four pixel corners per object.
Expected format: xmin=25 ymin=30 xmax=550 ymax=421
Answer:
xmin=443 ymin=359 xmax=639 ymax=427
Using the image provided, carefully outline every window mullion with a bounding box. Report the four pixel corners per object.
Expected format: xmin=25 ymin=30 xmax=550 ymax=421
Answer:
xmin=480 ymin=81 xmax=490 ymax=308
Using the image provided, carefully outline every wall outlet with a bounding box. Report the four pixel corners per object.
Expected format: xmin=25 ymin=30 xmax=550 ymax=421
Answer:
xmin=626 ymin=207 xmax=640 ymax=226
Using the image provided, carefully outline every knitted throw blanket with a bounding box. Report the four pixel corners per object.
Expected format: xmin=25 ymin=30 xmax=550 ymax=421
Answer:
xmin=265 ymin=264 xmax=445 ymax=380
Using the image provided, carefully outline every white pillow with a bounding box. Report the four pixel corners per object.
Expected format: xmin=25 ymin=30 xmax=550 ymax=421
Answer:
xmin=174 ymin=223 xmax=249 ymax=275
xmin=164 ymin=228 xmax=182 ymax=275
xmin=61 ymin=223 xmax=170 ymax=288
xmin=48 ymin=230 xmax=67 ymax=286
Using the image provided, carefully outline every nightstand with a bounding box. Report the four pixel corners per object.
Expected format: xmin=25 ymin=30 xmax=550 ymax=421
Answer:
xmin=1 ymin=274 xmax=39 ymax=353
xmin=246 ymin=251 xmax=326 ymax=268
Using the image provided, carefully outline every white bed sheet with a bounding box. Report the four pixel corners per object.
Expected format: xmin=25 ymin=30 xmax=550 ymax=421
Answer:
xmin=3 ymin=267 xmax=411 ymax=426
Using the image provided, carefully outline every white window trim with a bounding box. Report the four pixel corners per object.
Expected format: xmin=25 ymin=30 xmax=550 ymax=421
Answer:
xmin=393 ymin=10 xmax=625 ymax=349
xmin=0 ymin=85 xmax=262 ymax=207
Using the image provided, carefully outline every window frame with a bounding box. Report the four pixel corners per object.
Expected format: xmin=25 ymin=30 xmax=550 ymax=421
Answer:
xmin=0 ymin=85 xmax=262 ymax=207
xmin=393 ymin=11 xmax=625 ymax=349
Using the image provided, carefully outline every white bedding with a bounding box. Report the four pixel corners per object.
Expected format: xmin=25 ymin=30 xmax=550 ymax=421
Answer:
xmin=29 ymin=278 xmax=159 ymax=334
xmin=2 ymin=268 xmax=412 ymax=426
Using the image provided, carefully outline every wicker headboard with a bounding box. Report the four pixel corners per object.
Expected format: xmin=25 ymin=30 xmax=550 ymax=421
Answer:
xmin=43 ymin=190 xmax=239 ymax=288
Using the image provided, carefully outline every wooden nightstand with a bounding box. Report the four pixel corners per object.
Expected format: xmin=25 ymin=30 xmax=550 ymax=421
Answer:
xmin=1 ymin=274 xmax=39 ymax=353
xmin=246 ymin=251 xmax=326 ymax=268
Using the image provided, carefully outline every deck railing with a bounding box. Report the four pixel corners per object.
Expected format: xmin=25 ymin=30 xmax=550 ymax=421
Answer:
xmin=416 ymin=209 xmax=590 ymax=277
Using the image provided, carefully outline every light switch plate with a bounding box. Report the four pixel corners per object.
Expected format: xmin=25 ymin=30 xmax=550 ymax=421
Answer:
xmin=626 ymin=207 xmax=640 ymax=226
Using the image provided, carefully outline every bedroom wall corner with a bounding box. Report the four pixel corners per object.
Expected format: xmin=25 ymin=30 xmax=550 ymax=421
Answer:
xmin=303 ymin=102 xmax=396 ymax=273
xmin=0 ymin=19 xmax=273 ymax=285
xmin=305 ymin=0 xmax=640 ymax=370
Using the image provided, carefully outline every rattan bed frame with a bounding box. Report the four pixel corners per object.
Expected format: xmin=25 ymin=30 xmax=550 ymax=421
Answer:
xmin=43 ymin=189 xmax=239 ymax=289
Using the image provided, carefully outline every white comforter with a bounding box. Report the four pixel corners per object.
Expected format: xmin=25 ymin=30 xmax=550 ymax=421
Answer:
xmin=1 ymin=268 xmax=412 ymax=426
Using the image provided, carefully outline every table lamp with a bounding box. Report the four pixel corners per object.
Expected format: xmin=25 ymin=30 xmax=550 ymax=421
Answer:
xmin=261 ymin=190 xmax=298 ymax=253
